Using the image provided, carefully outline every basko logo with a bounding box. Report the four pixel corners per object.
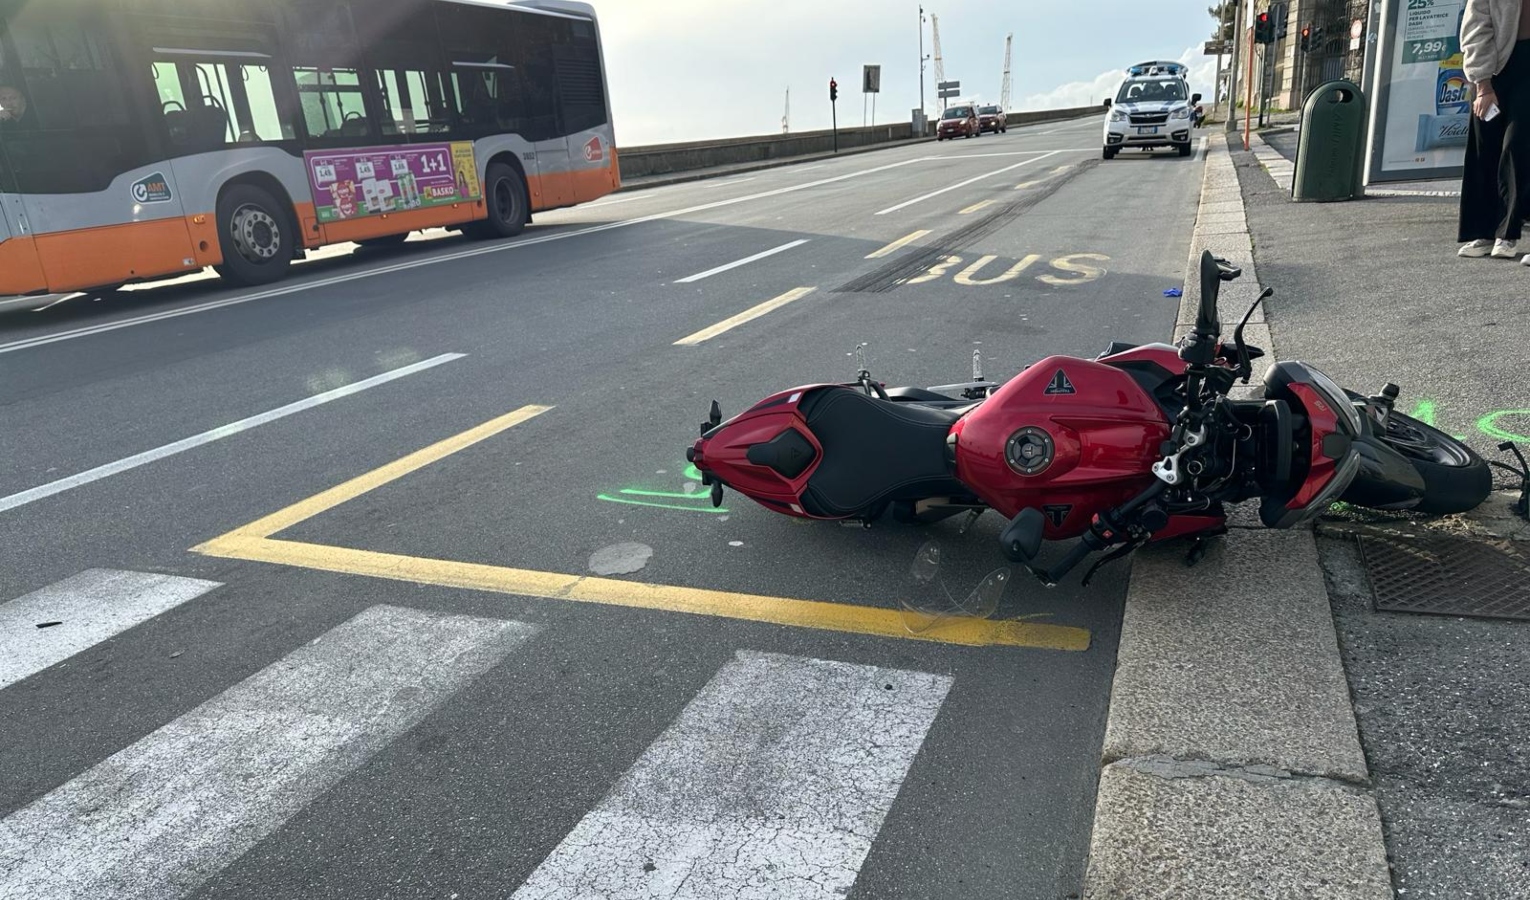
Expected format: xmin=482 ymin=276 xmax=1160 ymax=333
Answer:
xmin=584 ymin=136 xmax=603 ymax=162
xmin=131 ymin=173 xmax=173 ymax=204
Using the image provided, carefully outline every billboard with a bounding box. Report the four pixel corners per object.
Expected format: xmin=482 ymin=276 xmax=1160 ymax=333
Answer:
xmin=1364 ymin=0 xmax=1468 ymax=184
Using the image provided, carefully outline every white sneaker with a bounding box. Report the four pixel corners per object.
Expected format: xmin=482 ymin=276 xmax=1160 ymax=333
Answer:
xmin=1492 ymin=239 xmax=1520 ymax=259
xmin=1459 ymin=239 xmax=1494 ymax=257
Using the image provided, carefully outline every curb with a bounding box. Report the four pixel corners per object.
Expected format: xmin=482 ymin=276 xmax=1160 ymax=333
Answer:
xmin=1080 ymin=132 xmax=1396 ymax=900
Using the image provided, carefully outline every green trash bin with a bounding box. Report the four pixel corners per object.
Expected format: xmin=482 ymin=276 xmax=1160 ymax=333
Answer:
xmin=1292 ymin=80 xmax=1367 ymax=202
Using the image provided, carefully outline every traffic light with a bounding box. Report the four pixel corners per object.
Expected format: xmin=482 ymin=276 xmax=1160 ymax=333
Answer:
xmin=1310 ymin=25 xmax=1324 ymax=50
xmin=1273 ymin=1 xmax=1288 ymax=39
xmin=1255 ymin=11 xmax=1274 ymax=44
xmin=829 ymin=78 xmax=838 ymax=102
xmin=1299 ymin=25 xmax=1311 ymax=52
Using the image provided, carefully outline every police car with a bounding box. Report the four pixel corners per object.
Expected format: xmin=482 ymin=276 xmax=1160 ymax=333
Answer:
xmin=1102 ymin=61 xmax=1201 ymax=159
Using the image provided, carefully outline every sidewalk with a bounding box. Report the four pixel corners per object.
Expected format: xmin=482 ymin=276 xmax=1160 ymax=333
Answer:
xmin=1230 ymin=133 xmax=1530 ymax=899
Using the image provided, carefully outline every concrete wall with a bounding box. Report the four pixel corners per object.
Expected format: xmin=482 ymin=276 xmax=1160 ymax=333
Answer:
xmin=616 ymin=105 xmax=1102 ymax=180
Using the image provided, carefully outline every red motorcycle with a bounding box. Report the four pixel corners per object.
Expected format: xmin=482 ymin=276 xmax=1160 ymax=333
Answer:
xmin=687 ymin=252 xmax=1495 ymax=585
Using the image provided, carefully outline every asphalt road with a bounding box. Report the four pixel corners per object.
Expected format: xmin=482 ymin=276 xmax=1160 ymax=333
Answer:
xmin=0 ymin=118 xmax=1207 ymax=900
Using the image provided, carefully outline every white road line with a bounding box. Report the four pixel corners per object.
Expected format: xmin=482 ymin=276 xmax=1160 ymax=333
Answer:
xmin=580 ymin=194 xmax=645 ymax=209
xmin=704 ymin=177 xmax=757 ymax=188
xmin=866 ymin=229 xmax=933 ymax=259
xmin=928 ymin=150 xmax=1065 ymax=160
xmin=0 ymin=353 xmax=464 ymax=514
xmin=875 ymin=150 xmax=1065 ymax=215
xmin=30 ymin=294 xmax=83 ymax=312
xmin=0 ymin=157 xmax=926 ymax=357
xmin=1198 ymin=135 xmax=1210 ymax=159
xmin=0 ymin=570 xmax=221 ymax=690
xmin=791 ymin=164 xmax=828 ymax=172
xmin=509 ymin=651 xmax=952 ymax=900
xmin=0 ymin=605 xmax=536 ymax=900
xmin=674 ymin=239 xmax=810 ymax=284
xmin=674 ymin=287 xmax=817 ymax=345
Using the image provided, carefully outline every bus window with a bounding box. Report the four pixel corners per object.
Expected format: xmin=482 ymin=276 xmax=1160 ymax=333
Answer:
xmin=295 ymin=66 xmax=370 ymax=141
xmin=509 ymin=17 xmax=560 ymax=142
xmin=374 ymin=68 xmax=453 ymax=136
xmin=239 ymin=65 xmax=293 ymax=141
xmin=1 ymin=15 xmax=150 ymax=194
xmin=554 ymin=22 xmax=607 ymax=134
xmin=10 ymin=19 xmax=130 ymax=132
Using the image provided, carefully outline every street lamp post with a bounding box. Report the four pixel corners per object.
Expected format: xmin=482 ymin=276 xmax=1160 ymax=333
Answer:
xmin=919 ymin=5 xmax=926 ymax=128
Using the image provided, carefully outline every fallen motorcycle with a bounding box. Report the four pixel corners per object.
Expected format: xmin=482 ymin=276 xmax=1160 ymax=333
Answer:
xmin=686 ymin=251 xmax=1495 ymax=586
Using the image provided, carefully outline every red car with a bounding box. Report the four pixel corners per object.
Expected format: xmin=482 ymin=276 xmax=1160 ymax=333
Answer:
xmin=978 ymin=105 xmax=1007 ymax=133
xmin=936 ymin=105 xmax=979 ymax=140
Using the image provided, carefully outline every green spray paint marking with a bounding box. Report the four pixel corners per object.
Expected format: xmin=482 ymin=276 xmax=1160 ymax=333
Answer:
xmin=1407 ymin=399 xmax=1436 ymax=427
xmin=1477 ymin=409 xmax=1530 ymax=443
xmin=596 ymin=494 xmax=730 ymax=514
xmin=596 ymin=461 xmax=728 ymax=515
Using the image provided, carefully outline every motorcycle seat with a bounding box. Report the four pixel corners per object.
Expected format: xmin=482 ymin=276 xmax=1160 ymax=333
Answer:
xmin=796 ymin=387 xmax=968 ymax=518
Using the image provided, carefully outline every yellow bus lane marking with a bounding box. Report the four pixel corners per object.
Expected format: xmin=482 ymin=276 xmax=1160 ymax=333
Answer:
xmin=674 ymin=287 xmax=818 ymax=346
xmin=192 ymin=406 xmax=1090 ymax=652
xmin=865 ymin=230 xmax=933 ymax=259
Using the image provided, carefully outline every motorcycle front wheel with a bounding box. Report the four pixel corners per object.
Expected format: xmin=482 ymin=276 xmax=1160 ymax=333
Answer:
xmin=1375 ymin=410 xmax=1492 ymax=514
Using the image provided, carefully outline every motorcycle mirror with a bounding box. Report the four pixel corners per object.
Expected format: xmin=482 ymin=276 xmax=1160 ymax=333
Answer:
xmin=1232 ymin=287 xmax=1274 ymax=382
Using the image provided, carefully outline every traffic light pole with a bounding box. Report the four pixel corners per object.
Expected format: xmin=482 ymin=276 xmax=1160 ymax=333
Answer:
xmin=1243 ymin=24 xmax=1254 ymax=150
xmin=830 ymin=79 xmax=839 ymax=153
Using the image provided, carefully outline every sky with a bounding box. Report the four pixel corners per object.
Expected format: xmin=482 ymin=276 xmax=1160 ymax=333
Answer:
xmin=595 ymin=0 xmax=1223 ymax=147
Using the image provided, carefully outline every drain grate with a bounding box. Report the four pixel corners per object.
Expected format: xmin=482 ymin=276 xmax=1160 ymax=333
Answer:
xmin=1356 ymin=533 xmax=1530 ymax=621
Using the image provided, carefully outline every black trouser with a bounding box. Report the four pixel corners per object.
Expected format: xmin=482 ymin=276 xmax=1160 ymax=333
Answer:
xmin=1460 ymin=40 xmax=1530 ymax=242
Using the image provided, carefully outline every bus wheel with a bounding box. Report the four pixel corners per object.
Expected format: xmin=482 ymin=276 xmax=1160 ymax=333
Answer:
xmin=469 ymin=163 xmax=528 ymax=239
xmin=214 ymin=184 xmax=292 ymax=286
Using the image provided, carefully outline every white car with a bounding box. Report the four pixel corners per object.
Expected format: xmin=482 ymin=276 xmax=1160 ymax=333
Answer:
xmin=1102 ymin=66 xmax=1200 ymax=159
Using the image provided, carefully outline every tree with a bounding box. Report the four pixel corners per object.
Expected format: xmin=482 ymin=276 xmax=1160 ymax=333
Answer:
xmin=1209 ymin=1 xmax=1237 ymax=42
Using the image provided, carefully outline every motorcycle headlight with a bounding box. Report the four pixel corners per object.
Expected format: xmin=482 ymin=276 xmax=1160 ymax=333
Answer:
xmin=1170 ymin=107 xmax=1191 ymax=120
xmin=1109 ymin=109 xmax=1127 ymax=122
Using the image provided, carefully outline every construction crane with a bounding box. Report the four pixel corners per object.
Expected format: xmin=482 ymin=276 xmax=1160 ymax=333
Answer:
xmin=931 ymin=14 xmax=945 ymax=91
xmin=999 ymin=34 xmax=1013 ymax=112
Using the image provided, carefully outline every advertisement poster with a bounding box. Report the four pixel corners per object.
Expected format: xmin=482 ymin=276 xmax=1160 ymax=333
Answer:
xmin=305 ymin=142 xmax=482 ymax=224
xmin=1371 ymin=0 xmax=1468 ymax=179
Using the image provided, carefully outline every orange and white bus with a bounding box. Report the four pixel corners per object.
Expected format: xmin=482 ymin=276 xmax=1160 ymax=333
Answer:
xmin=0 ymin=0 xmax=618 ymax=294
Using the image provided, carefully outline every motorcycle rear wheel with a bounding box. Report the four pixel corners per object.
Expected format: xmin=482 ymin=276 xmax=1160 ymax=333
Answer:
xmin=1376 ymin=410 xmax=1492 ymax=514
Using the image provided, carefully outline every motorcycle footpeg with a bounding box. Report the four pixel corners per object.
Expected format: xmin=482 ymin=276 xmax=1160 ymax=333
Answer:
xmin=999 ymin=508 xmax=1046 ymax=563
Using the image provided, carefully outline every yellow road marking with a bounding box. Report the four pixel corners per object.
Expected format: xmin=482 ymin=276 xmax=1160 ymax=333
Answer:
xmin=673 ymin=287 xmax=817 ymax=346
xmin=865 ymin=230 xmax=933 ymax=259
xmin=208 ymin=404 xmax=555 ymax=541
xmin=1052 ymin=164 xmax=1073 ymax=173
xmin=196 ymin=534 xmax=1090 ymax=651
xmin=959 ymin=199 xmax=996 ymax=215
xmin=1013 ymin=180 xmax=1040 ymax=190
xmin=192 ymin=406 xmax=1091 ymax=652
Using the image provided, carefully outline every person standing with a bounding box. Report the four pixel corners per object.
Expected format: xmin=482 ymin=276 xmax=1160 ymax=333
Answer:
xmin=1458 ymin=0 xmax=1530 ymax=260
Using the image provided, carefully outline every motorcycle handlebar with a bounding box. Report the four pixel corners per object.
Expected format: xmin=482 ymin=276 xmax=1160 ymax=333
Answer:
xmin=1197 ymin=250 xmax=1224 ymax=338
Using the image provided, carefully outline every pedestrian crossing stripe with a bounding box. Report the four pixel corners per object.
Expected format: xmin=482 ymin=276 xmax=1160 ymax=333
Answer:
xmin=0 ymin=569 xmax=221 ymax=690
xmin=511 ymin=651 xmax=951 ymax=899
xmin=0 ymin=605 xmax=536 ymax=900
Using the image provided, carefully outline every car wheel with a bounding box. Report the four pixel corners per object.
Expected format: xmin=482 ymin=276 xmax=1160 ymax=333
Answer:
xmin=1102 ymin=146 xmax=1118 ymax=160
xmin=1177 ymin=142 xmax=1193 ymax=157
xmin=213 ymin=183 xmax=293 ymax=287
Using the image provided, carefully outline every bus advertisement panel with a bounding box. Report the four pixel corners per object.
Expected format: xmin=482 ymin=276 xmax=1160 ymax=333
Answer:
xmin=307 ymin=142 xmax=482 ymax=223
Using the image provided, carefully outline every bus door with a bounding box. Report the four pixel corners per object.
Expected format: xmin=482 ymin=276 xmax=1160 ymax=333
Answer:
xmin=518 ymin=49 xmax=573 ymax=208
xmin=0 ymin=153 xmax=46 ymax=294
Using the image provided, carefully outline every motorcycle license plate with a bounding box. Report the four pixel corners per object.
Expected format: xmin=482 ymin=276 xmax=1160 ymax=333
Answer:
xmin=1136 ymin=126 xmax=1159 ymax=135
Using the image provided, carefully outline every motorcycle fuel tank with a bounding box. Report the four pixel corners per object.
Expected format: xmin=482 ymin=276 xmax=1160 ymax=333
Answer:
xmin=951 ymin=355 xmax=1173 ymax=536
